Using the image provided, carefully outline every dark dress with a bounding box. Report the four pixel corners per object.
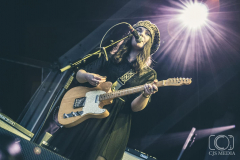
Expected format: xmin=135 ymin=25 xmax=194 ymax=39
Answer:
xmin=49 ymin=56 xmax=157 ymax=160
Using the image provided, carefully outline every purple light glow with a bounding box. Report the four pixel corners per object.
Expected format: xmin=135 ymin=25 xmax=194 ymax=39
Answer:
xmin=196 ymin=125 xmax=235 ymax=139
xmin=7 ymin=142 xmax=21 ymax=156
xmin=151 ymin=0 xmax=240 ymax=74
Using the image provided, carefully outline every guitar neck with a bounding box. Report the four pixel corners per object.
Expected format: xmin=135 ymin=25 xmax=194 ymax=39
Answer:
xmin=99 ymin=80 xmax=165 ymax=101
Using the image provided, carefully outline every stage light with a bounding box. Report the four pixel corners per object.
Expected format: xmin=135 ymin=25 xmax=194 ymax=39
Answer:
xmin=7 ymin=142 xmax=21 ymax=156
xmin=179 ymin=2 xmax=209 ymax=29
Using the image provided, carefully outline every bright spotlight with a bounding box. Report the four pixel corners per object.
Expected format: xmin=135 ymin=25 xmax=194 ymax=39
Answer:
xmin=179 ymin=2 xmax=209 ymax=29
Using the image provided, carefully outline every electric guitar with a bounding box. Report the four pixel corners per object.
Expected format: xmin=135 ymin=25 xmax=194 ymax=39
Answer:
xmin=58 ymin=78 xmax=192 ymax=128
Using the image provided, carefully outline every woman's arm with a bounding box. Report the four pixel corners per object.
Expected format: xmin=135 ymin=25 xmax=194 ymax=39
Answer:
xmin=131 ymin=79 xmax=158 ymax=112
xmin=76 ymin=69 xmax=106 ymax=86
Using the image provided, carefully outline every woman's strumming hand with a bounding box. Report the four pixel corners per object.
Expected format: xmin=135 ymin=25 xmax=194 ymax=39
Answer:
xmin=85 ymin=73 xmax=106 ymax=86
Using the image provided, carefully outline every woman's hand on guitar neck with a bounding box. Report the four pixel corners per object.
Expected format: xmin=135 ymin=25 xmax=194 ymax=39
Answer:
xmin=85 ymin=73 xmax=106 ymax=86
xmin=143 ymin=79 xmax=158 ymax=97
xmin=131 ymin=79 xmax=158 ymax=112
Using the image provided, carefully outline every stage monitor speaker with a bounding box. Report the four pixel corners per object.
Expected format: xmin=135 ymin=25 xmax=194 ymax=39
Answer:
xmin=0 ymin=113 xmax=34 ymax=141
xmin=123 ymin=147 xmax=157 ymax=160
xmin=123 ymin=151 xmax=145 ymax=160
xmin=0 ymin=128 xmax=68 ymax=160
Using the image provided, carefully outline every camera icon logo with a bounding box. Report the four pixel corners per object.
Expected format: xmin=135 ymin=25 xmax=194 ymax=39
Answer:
xmin=209 ymin=135 xmax=234 ymax=151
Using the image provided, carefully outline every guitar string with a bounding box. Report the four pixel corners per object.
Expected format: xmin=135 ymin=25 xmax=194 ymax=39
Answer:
xmin=98 ymin=78 xmax=190 ymax=101
xmin=99 ymin=81 xmax=163 ymax=101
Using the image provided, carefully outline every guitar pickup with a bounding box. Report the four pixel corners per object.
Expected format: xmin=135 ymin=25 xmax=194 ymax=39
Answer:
xmin=95 ymin=95 xmax=99 ymax=103
xmin=63 ymin=111 xmax=83 ymax=119
xmin=73 ymin=97 xmax=86 ymax=109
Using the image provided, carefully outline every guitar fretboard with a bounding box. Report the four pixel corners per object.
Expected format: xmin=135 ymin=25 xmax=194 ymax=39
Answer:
xmin=99 ymin=80 xmax=164 ymax=101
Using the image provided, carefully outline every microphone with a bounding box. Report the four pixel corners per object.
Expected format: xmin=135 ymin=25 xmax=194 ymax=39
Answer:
xmin=128 ymin=24 xmax=143 ymax=43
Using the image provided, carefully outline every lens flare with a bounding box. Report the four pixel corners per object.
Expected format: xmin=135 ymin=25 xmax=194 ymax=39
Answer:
xmin=179 ymin=3 xmax=209 ymax=29
xmin=7 ymin=142 xmax=21 ymax=156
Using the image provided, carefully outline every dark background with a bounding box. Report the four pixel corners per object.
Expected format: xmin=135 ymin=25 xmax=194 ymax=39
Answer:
xmin=0 ymin=0 xmax=240 ymax=159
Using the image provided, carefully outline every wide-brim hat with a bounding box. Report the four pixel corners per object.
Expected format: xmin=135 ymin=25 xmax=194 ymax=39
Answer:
xmin=133 ymin=20 xmax=160 ymax=54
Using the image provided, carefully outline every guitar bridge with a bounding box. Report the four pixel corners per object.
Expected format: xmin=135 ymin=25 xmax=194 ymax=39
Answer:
xmin=63 ymin=111 xmax=83 ymax=119
xmin=73 ymin=97 xmax=86 ymax=109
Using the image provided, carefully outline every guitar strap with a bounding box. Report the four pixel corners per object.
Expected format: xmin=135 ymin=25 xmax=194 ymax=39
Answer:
xmin=111 ymin=69 xmax=136 ymax=92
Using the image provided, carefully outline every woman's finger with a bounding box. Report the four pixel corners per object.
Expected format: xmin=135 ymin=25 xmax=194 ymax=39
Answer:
xmin=93 ymin=74 xmax=107 ymax=80
xmin=92 ymin=79 xmax=98 ymax=83
xmin=86 ymin=74 xmax=105 ymax=86
xmin=92 ymin=79 xmax=105 ymax=85
xmin=93 ymin=80 xmax=100 ymax=86
xmin=153 ymin=84 xmax=158 ymax=92
xmin=94 ymin=76 xmax=102 ymax=80
xmin=145 ymin=84 xmax=150 ymax=95
xmin=98 ymin=79 xmax=106 ymax=83
xmin=93 ymin=77 xmax=106 ymax=83
xmin=90 ymin=81 xmax=96 ymax=86
xmin=144 ymin=85 xmax=148 ymax=94
xmin=144 ymin=84 xmax=148 ymax=93
xmin=150 ymin=85 xmax=154 ymax=93
xmin=146 ymin=84 xmax=152 ymax=93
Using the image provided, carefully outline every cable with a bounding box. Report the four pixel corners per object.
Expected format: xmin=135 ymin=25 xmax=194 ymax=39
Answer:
xmin=99 ymin=22 xmax=131 ymax=48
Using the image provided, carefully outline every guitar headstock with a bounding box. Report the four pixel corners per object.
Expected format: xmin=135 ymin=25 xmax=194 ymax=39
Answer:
xmin=165 ymin=77 xmax=192 ymax=86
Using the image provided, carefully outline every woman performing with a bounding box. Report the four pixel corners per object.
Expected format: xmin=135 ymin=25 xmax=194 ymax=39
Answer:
xmin=49 ymin=20 xmax=160 ymax=160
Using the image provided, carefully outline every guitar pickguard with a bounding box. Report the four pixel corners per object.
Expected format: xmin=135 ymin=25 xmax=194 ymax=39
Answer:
xmin=82 ymin=90 xmax=106 ymax=115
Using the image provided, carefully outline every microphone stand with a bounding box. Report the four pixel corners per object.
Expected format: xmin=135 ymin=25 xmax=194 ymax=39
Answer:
xmin=60 ymin=34 xmax=132 ymax=72
xmin=31 ymin=34 xmax=133 ymax=143
xmin=177 ymin=127 xmax=196 ymax=160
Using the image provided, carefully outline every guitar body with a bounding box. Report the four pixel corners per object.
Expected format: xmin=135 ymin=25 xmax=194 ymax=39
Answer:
xmin=58 ymin=82 xmax=113 ymax=128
